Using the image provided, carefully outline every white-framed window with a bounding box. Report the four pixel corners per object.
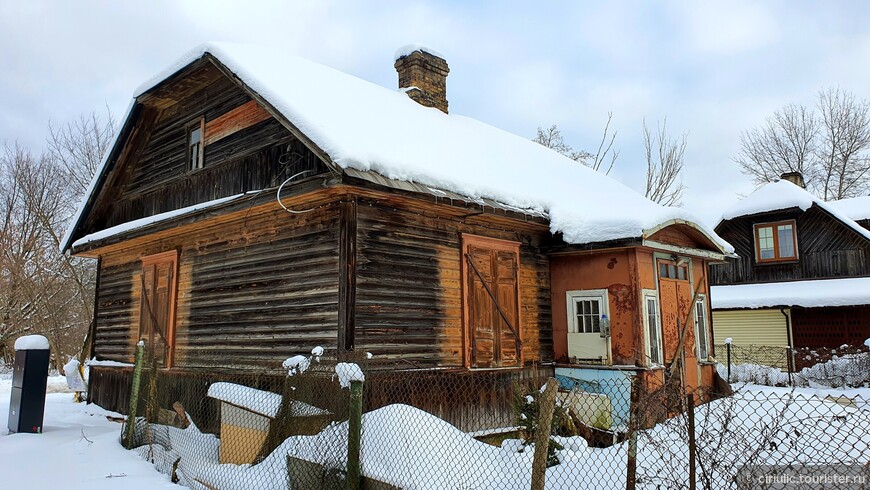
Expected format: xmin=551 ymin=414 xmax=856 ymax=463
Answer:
xmin=566 ymin=289 xmax=609 ymax=334
xmin=694 ymin=294 xmax=710 ymax=361
xmin=642 ymin=289 xmax=663 ymax=366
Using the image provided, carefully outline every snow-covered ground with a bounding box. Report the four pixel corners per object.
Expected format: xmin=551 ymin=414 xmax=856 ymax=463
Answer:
xmin=0 ymin=374 xmax=175 ymax=489
xmin=2 ymin=374 xmax=869 ymax=489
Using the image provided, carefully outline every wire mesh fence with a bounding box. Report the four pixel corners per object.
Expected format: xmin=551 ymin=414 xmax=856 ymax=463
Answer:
xmin=716 ymin=342 xmax=870 ymax=388
xmin=112 ymin=343 xmax=870 ymax=489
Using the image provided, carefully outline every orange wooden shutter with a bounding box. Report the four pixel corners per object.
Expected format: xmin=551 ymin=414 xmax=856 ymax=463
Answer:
xmin=139 ymin=251 xmax=179 ymax=367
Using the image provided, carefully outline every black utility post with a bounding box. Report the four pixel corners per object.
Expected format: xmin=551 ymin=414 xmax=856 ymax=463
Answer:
xmin=7 ymin=335 xmax=51 ymax=434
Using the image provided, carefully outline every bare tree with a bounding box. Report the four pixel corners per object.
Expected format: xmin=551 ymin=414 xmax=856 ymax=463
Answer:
xmin=534 ymin=114 xmax=690 ymax=205
xmin=817 ymin=87 xmax=870 ymax=200
xmin=736 ymin=87 xmax=870 ymax=200
xmin=0 ymin=110 xmax=112 ymax=367
xmin=534 ymin=112 xmax=619 ymax=174
xmin=643 ymin=119 xmax=687 ymax=206
xmin=47 ymin=108 xmax=115 ymax=200
xmin=735 ymin=104 xmax=818 ymax=190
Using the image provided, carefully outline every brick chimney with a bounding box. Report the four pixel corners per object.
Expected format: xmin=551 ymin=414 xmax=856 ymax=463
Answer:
xmin=394 ymin=46 xmax=449 ymax=113
xmin=780 ymin=171 xmax=806 ymax=188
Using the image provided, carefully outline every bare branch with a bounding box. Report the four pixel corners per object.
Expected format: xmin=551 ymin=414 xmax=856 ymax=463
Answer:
xmin=643 ymin=118 xmax=687 ymax=206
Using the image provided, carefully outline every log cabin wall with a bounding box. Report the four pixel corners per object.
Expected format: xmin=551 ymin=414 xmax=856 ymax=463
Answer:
xmin=352 ymin=197 xmax=552 ymax=368
xmin=92 ymin=203 xmax=341 ymax=370
xmin=710 ymin=206 xmax=870 ymax=285
xmin=86 ymin=64 xmax=327 ymax=232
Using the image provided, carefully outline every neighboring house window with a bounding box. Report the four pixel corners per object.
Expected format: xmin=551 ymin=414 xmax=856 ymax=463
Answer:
xmin=462 ymin=234 xmax=521 ymax=369
xmin=566 ymin=289 xmax=610 ymax=361
xmin=754 ymin=220 xmax=797 ymax=263
xmin=694 ymin=295 xmax=710 ymax=361
xmin=643 ymin=290 xmax=663 ymax=366
xmin=139 ymin=250 xmax=180 ymax=367
xmin=188 ymin=118 xmax=204 ymax=170
xmin=657 ymin=259 xmax=689 ymax=281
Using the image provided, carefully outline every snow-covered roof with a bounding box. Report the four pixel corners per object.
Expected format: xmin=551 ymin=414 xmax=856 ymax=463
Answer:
xmin=206 ymin=382 xmax=327 ymax=418
xmin=63 ymin=42 xmax=732 ymax=254
xmin=719 ymin=180 xmax=870 ymax=241
xmin=829 ymin=196 xmax=870 ymax=222
xmin=711 ymin=277 xmax=870 ymax=310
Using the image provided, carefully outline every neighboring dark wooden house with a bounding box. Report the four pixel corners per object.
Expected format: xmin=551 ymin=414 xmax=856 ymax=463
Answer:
xmin=710 ymin=173 xmax=870 ymax=349
xmin=63 ymin=43 xmax=732 ymax=429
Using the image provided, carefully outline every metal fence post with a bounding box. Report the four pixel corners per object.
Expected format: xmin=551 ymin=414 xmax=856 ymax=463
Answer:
xmin=786 ymin=346 xmax=794 ymax=386
xmin=530 ymin=377 xmax=559 ymax=490
xmin=347 ymin=379 xmax=363 ymax=490
xmin=687 ymin=393 xmax=696 ymax=490
xmin=726 ymin=340 xmax=732 ymax=383
xmin=123 ymin=340 xmax=145 ymax=449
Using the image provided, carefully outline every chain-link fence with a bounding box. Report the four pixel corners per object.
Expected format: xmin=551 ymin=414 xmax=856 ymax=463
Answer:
xmin=112 ymin=343 xmax=870 ymax=489
xmin=716 ymin=342 xmax=870 ymax=388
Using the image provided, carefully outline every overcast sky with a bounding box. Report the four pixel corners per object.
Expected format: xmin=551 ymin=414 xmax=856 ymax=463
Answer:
xmin=3 ymin=1 xmax=870 ymax=224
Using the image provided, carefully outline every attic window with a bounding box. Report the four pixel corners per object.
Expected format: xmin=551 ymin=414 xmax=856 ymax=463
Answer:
xmin=188 ymin=118 xmax=204 ymax=170
xmin=754 ymin=220 xmax=797 ymax=263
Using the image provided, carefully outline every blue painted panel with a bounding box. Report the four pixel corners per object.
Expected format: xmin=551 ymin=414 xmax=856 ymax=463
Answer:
xmin=555 ymin=367 xmax=634 ymax=428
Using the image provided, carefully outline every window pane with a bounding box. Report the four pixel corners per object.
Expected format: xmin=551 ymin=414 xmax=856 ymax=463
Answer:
xmin=659 ymin=263 xmax=668 ymax=278
xmin=677 ymin=266 xmax=687 ymax=281
xmin=757 ymin=226 xmax=775 ymax=260
xmin=668 ymin=264 xmax=676 ymax=278
xmin=777 ymin=224 xmax=795 ymax=258
xmin=591 ymin=314 xmax=600 ymax=333
xmin=696 ymin=301 xmax=708 ymax=359
xmin=189 ymin=126 xmax=201 ymax=144
xmin=646 ymin=298 xmax=660 ymax=364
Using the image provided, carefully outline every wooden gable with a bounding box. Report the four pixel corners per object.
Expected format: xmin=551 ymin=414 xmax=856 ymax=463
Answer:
xmin=70 ymin=56 xmax=330 ymax=247
xmin=711 ymin=204 xmax=870 ymax=285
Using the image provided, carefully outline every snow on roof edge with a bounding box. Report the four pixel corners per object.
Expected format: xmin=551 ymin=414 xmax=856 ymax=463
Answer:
xmin=71 ymin=193 xmax=248 ymax=249
xmin=711 ymin=276 xmax=870 ymax=310
xmin=394 ymin=44 xmax=446 ymax=61
xmin=828 ymin=196 xmax=870 ymax=222
xmin=60 ymin=101 xmax=136 ymax=253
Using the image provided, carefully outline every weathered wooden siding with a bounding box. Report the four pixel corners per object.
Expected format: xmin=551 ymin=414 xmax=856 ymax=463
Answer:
xmin=93 ymin=261 xmax=138 ymax=360
xmin=92 ymin=203 xmax=341 ymax=370
xmin=710 ymin=206 xmax=870 ymax=285
xmin=353 ymin=199 xmax=552 ymax=368
xmin=86 ymin=65 xmax=327 ymax=233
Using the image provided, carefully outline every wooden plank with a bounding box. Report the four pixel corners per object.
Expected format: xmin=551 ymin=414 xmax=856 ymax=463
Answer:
xmin=338 ymin=199 xmax=358 ymax=351
xmin=203 ymin=100 xmax=272 ymax=146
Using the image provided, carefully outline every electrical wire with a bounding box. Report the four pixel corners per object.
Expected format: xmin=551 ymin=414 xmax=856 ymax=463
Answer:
xmin=277 ymin=170 xmax=317 ymax=214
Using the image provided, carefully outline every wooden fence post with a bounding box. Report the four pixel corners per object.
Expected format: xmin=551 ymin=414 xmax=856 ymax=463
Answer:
xmin=347 ymin=379 xmax=363 ymax=490
xmin=687 ymin=393 xmax=696 ymax=490
xmin=123 ymin=340 xmax=145 ymax=449
xmin=530 ymin=377 xmax=559 ymax=490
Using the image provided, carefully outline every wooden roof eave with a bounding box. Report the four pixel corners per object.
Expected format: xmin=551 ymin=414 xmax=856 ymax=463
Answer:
xmin=70 ymin=174 xmax=340 ymax=258
xmin=340 ymin=168 xmax=551 ymax=230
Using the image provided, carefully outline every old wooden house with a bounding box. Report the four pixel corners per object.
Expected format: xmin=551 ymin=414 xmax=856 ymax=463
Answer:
xmin=710 ymin=173 xmax=870 ymax=349
xmin=63 ymin=43 xmax=733 ymax=429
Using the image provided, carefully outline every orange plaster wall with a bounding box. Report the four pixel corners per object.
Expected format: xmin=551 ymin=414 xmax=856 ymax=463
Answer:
xmin=550 ymin=250 xmax=637 ymax=364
